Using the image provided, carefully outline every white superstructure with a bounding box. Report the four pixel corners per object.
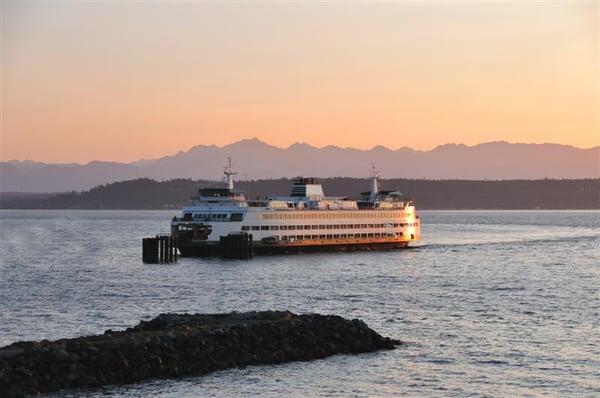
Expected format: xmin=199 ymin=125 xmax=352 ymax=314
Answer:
xmin=171 ymin=160 xmax=420 ymax=255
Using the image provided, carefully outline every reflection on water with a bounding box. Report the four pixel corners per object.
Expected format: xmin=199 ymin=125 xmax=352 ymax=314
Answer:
xmin=1 ymin=210 xmax=599 ymax=397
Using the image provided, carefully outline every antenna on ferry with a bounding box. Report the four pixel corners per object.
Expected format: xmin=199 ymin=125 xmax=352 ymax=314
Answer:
xmin=370 ymin=163 xmax=379 ymax=201
xmin=224 ymin=157 xmax=237 ymax=190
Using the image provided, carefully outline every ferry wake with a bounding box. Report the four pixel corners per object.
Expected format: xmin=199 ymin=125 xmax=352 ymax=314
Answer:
xmin=171 ymin=159 xmax=420 ymax=256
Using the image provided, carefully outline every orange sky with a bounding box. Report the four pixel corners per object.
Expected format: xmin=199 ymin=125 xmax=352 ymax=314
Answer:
xmin=1 ymin=2 xmax=598 ymax=163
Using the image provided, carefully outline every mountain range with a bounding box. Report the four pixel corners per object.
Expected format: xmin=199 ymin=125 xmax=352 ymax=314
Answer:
xmin=1 ymin=139 xmax=598 ymax=192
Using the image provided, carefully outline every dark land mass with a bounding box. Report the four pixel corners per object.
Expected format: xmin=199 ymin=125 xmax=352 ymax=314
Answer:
xmin=2 ymin=140 xmax=598 ymax=192
xmin=1 ymin=178 xmax=599 ymax=210
xmin=0 ymin=311 xmax=399 ymax=397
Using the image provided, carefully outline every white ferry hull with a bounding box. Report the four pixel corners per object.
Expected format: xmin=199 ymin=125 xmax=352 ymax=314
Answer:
xmin=170 ymin=163 xmax=421 ymax=258
xmin=177 ymin=237 xmax=411 ymax=257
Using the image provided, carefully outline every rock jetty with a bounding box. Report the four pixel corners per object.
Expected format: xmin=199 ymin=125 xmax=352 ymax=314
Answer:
xmin=0 ymin=311 xmax=400 ymax=397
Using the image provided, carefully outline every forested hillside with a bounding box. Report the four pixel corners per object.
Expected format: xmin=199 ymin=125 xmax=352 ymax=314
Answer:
xmin=1 ymin=178 xmax=598 ymax=210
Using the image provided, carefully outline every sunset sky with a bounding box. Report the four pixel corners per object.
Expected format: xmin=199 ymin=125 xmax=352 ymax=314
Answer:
xmin=2 ymin=1 xmax=598 ymax=163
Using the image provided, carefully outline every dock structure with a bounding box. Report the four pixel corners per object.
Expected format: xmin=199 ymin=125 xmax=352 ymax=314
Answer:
xmin=219 ymin=233 xmax=253 ymax=259
xmin=142 ymin=235 xmax=177 ymax=264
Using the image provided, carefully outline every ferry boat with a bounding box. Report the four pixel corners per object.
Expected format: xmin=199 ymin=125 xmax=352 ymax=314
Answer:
xmin=171 ymin=159 xmax=420 ymax=256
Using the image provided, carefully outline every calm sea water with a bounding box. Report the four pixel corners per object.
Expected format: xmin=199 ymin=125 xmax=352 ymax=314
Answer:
xmin=1 ymin=210 xmax=599 ymax=397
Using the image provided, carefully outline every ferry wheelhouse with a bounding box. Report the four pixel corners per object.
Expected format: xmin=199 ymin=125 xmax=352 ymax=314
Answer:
xmin=171 ymin=160 xmax=420 ymax=256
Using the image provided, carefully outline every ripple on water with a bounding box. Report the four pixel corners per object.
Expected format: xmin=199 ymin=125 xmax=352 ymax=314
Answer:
xmin=0 ymin=210 xmax=599 ymax=397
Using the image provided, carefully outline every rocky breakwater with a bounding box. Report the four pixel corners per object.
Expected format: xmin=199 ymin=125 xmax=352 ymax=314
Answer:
xmin=0 ymin=311 xmax=400 ymax=397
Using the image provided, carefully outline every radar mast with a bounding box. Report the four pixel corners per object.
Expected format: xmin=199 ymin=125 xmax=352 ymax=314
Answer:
xmin=223 ymin=157 xmax=237 ymax=190
xmin=370 ymin=163 xmax=379 ymax=201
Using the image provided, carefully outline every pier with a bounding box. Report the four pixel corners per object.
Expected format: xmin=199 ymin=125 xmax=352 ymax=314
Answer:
xmin=142 ymin=235 xmax=177 ymax=263
xmin=219 ymin=232 xmax=253 ymax=259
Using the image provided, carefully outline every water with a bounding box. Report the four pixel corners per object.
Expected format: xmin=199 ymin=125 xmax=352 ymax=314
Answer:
xmin=1 ymin=210 xmax=599 ymax=397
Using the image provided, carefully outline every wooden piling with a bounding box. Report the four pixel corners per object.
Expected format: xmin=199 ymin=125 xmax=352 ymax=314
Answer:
xmin=173 ymin=237 xmax=177 ymax=262
xmin=219 ymin=233 xmax=253 ymax=259
xmin=142 ymin=235 xmax=178 ymax=264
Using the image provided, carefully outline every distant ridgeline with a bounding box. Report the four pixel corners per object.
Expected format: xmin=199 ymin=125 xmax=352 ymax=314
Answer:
xmin=0 ymin=178 xmax=598 ymax=210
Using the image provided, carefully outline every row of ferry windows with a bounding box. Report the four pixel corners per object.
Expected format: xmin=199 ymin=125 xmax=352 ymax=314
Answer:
xmin=262 ymin=212 xmax=406 ymax=220
xmin=280 ymin=232 xmax=402 ymax=240
xmin=186 ymin=213 xmax=244 ymax=221
xmin=241 ymin=223 xmax=417 ymax=231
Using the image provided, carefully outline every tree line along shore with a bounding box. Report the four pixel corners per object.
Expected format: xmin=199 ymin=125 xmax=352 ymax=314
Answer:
xmin=0 ymin=178 xmax=598 ymax=210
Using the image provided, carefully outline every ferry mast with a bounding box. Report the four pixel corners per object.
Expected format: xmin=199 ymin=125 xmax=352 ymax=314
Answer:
xmin=223 ymin=157 xmax=237 ymax=190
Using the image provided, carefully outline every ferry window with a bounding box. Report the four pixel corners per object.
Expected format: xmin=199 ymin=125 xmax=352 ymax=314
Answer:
xmin=311 ymin=225 xmax=318 ymax=229
xmin=304 ymin=225 xmax=311 ymax=230
xmin=368 ymin=233 xmax=374 ymax=238
xmin=341 ymin=234 xmax=347 ymax=238
xmin=251 ymin=226 xmax=260 ymax=231
xmin=261 ymin=226 xmax=269 ymax=230
xmin=361 ymin=233 xmax=367 ymax=238
xmin=374 ymin=233 xmax=380 ymax=237
xmin=334 ymin=234 xmax=340 ymax=239
xmin=399 ymin=232 xmax=403 ymax=236
xmin=280 ymin=226 xmax=288 ymax=230
xmin=304 ymin=235 xmax=311 ymax=239
xmin=326 ymin=225 xmax=333 ymax=229
xmin=271 ymin=225 xmax=279 ymax=230
xmin=319 ymin=234 xmax=325 ymax=239
xmin=319 ymin=225 xmax=326 ymax=230
xmin=312 ymin=235 xmax=318 ymax=239
xmin=241 ymin=226 xmax=249 ymax=231
xmin=230 ymin=213 xmax=243 ymax=221
xmin=281 ymin=236 xmax=288 ymax=241
xmin=288 ymin=225 xmax=296 ymax=230
xmin=326 ymin=234 xmax=333 ymax=239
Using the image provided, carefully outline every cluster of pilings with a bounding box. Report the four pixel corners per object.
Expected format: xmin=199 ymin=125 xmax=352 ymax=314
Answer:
xmin=142 ymin=235 xmax=177 ymax=263
xmin=219 ymin=233 xmax=253 ymax=259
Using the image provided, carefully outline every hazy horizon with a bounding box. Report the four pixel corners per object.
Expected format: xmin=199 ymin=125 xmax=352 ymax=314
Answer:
xmin=2 ymin=2 xmax=598 ymax=163
xmin=2 ymin=137 xmax=599 ymax=165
